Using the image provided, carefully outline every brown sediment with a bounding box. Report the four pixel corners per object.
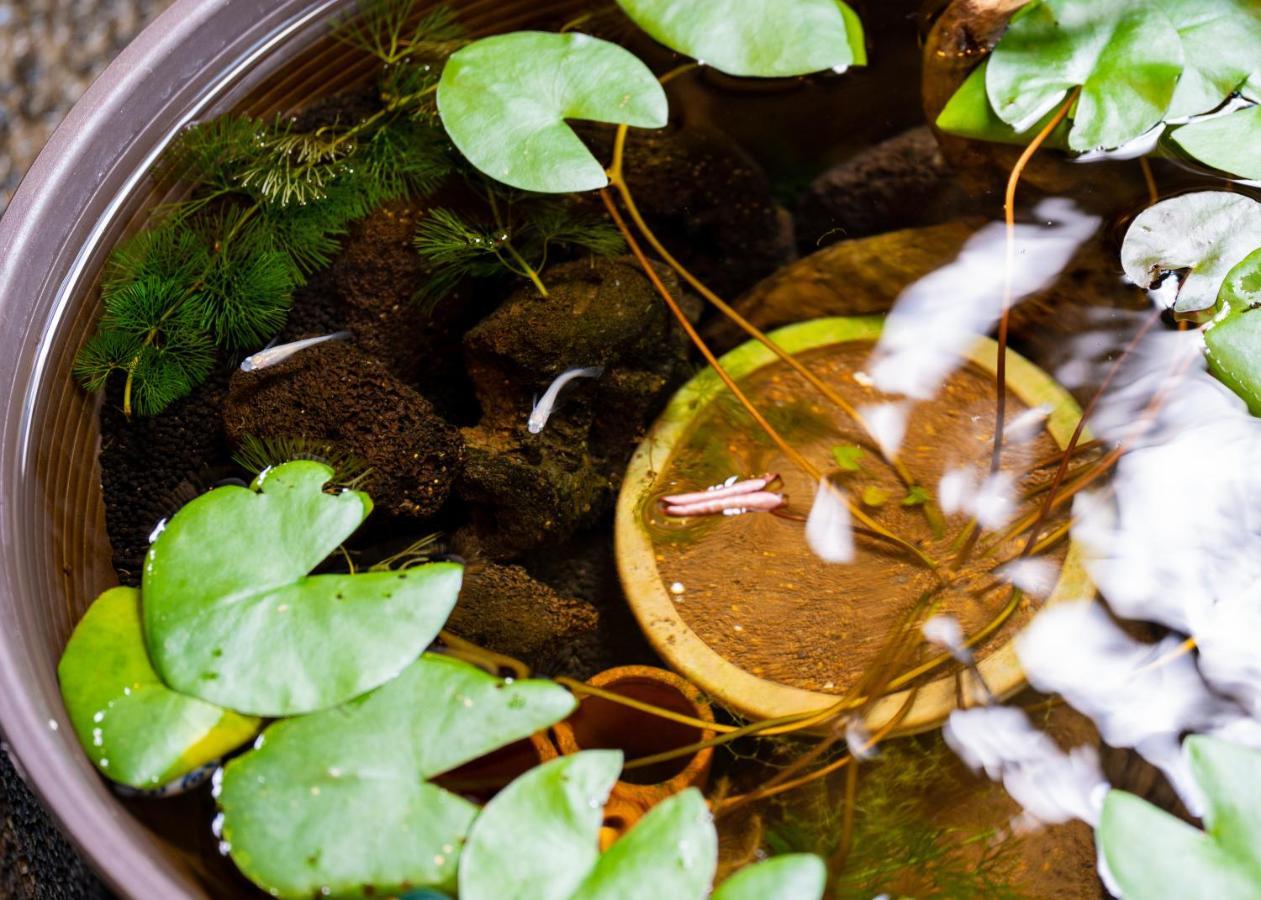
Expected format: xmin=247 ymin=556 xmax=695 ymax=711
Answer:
xmin=445 ymin=563 xmax=608 ymax=680
xmin=650 ymin=341 xmax=1068 ymax=696
xmin=222 ymin=340 xmax=464 ymax=519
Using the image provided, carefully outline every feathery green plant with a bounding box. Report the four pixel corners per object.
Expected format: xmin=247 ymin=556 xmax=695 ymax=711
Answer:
xmin=413 ymin=186 xmax=625 ymax=302
xmin=76 ymin=0 xmax=463 ymax=417
xmin=232 ymin=433 xmax=372 ymax=490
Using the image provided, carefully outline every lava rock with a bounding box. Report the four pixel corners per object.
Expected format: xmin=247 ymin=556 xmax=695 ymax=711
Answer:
xmin=795 ymin=127 xmax=982 ymax=250
xmin=222 ymin=340 xmax=464 ymax=519
xmin=333 ymin=202 xmax=478 ymax=422
xmin=458 ymin=256 xmax=696 ymax=556
xmin=612 ymin=125 xmax=796 ymax=299
xmin=445 ymin=562 xmax=608 ymax=680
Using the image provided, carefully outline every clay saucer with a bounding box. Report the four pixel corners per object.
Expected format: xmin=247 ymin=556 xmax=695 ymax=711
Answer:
xmin=615 ymin=316 xmax=1094 ymax=734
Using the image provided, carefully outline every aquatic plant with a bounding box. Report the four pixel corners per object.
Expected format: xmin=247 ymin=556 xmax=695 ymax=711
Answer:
xmin=936 ymin=0 xmax=1261 ymax=177
xmin=1099 ymin=736 xmax=1261 ymax=898
xmin=413 ymin=195 xmax=624 ymax=302
xmin=73 ymin=1 xmax=462 ymax=416
xmin=459 ymin=751 xmax=826 ymax=900
xmin=142 ymin=461 xmax=463 ymax=716
xmin=231 ymin=433 xmax=371 ymax=488
xmin=58 ymin=586 xmax=260 ymax=789
xmin=1120 ymin=191 xmax=1261 ymax=411
xmin=218 ymin=653 xmax=575 ymax=897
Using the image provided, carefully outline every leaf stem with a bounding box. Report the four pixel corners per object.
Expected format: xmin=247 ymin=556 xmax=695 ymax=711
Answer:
xmin=599 ymin=189 xmax=936 ymax=569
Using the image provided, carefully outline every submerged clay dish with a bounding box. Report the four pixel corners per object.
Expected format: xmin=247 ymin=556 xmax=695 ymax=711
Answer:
xmin=617 ymin=316 xmax=1093 ymax=733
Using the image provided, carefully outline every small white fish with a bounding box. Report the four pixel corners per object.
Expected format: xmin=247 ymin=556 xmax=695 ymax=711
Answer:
xmin=527 ymin=366 xmax=604 ymax=434
xmin=240 ymin=332 xmax=351 ymax=373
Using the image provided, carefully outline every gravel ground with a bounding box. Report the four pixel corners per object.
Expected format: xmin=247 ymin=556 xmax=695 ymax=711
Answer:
xmin=0 ymin=0 xmax=172 ymax=210
xmin=1 ymin=5 xmax=173 ymax=894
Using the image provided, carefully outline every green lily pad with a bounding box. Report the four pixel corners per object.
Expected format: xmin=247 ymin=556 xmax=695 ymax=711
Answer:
xmin=1120 ymin=191 xmax=1261 ymax=319
xmin=614 ymin=0 xmax=865 ymax=78
xmin=570 ymin=788 xmax=717 ymax=900
xmin=1154 ymin=0 xmax=1261 ymax=120
xmin=986 ymin=0 xmax=1184 ymax=151
xmin=936 ymin=61 xmax=1071 ymax=149
xmin=1205 ymin=249 xmax=1261 ymax=414
xmin=460 ymin=750 xmax=825 ymax=900
xmin=711 ymin=853 xmax=827 ymax=900
xmin=143 ymin=460 xmax=463 ymax=716
xmin=460 ymin=751 xmax=621 ymax=900
xmin=1099 ymin=736 xmax=1261 ymax=898
xmin=1171 ymin=105 xmax=1261 ymax=181
xmin=218 ymin=653 xmax=576 ymax=898
xmin=437 ymin=32 xmax=667 ymax=193
xmin=831 ymin=443 xmax=865 ymax=472
xmin=57 ymin=587 xmax=260 ymax=789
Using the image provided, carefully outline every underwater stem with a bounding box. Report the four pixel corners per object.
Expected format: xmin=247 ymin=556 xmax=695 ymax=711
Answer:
xmin=608 ymin=127 xmax=945 ymax=538
xmin=991 ymin=90 xmax=1078 ymax=476
xmin=599 ymin=189 xmax=936 ymax=568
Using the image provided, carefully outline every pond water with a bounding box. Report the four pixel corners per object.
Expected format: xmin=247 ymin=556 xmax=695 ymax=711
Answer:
xmin=64 ymin=0 xmax=1261 ymax=897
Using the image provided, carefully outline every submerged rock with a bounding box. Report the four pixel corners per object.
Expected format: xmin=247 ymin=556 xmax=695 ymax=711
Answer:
xmin=458 ymin=257 xmax=696 ymax=555
xmin=334 ymin=201 xmax=478 ymax=422
xmin=795 ymin=127 xmax=980 ymax=251
xmin=612 ymin=125 xmax=796 ymax=299
xmin=446 ymin=562 xmax=607 ymax=680
xmin=222 ymin=340 xmax=464 ymax=518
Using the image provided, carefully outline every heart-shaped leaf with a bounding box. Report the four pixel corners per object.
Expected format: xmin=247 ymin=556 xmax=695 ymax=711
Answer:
xmin=1171 ymin=105 xmax=1261 ymax=181
xmin=57 ymin=587 xmax=260 ymax=789
xmin=460 ymin=750 xmax=825 ymax=900
xmin=1205 ymin=249 xmax=1261 ymax=414
xmin=570 ymin=788 xmax=717 ymax=900
xmin=143 ymin=460 xmax=463 ymax=716
xmin=614 ymin=0 xmax=865 ymax=78
xmin=460 ymin=751 xmax=621 ymax=900
xmin=936 ymin=60 xmax=1072 ymax=149
xmin=1120 ymin=191 xmax=1261 ymax=319
xmin=1099 ymin=736 xmax=1261 ymax=898
xmin=218 ymin=653 xmax=576 ymax=898
xmin=986 ymin=0 xmax=1184 ymax=151
xmin=437 ymin=32 xmax=667 ymax=193
xmin=710 ymin=853 xmax=827 ymax=900
xmin=1154 ymin=0 xmax=1261 ymax=120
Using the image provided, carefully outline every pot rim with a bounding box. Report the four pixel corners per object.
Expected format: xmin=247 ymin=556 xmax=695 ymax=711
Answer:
xmin=0 ymin=0 xmax=349 ymax=895
xmin=615 ymin=314 xmax=1094 ymax=735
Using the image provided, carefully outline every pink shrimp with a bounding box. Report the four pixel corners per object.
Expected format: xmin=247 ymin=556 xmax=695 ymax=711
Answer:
xmin=661 ymin=474 xmax=785 ymax=518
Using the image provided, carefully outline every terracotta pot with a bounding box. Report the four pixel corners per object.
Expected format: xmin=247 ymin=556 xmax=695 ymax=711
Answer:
xmin=616 ymin=316 xmax=1095 ymax=735
xmin=552 ymin=665 xmax=716 ymax=847
xmin=435 ymin=731 xmax=559 ymax=803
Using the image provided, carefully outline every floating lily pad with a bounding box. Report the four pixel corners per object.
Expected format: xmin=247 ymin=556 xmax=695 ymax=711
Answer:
xmin=1120 ymin=192 xmax=1261 ymax=319
xmin=1205 ymin=249 xmax=1261 ymax=414
xmin=459 ymin=751 xmax=621 ymax=900
xmin=935 ymin=61 xmax=1071 ymax=149
xmin=615 ymin=0 xmax=865 ymax=78
xmin=437 ymin=32 xmax=667 ymax=193
xmin=1154 ymin=0 xmax=1261 ymax=120
xmin=1171 ymin=105 xmax=1261 ymax=181
xmin=986 ymin=0 xmax=1184 ymax=151
xmin=143 ymin=460 xmax=463 ymax=716
xmin=218 ymin=653 xmax=576 ymax=898
xmin=1099 ymin=736 xmax=1261 ymax=898
xmin=460 ymin=750 xmax=827 ymax=900
xmin=711 ymin=853 xmax=827 ymax=900
xmin=57 ymin=587 xmax=260 ymax=789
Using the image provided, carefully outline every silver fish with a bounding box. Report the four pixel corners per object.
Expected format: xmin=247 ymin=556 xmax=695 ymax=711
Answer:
xmin=240 ymin=332 xmax=351 ymax=373
xmin=527 ymin=366 xmax=604 ymax=434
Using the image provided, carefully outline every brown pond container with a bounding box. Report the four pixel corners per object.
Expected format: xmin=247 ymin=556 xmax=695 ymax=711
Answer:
xmin=0 ymin=0 xmax=938 ymax=895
